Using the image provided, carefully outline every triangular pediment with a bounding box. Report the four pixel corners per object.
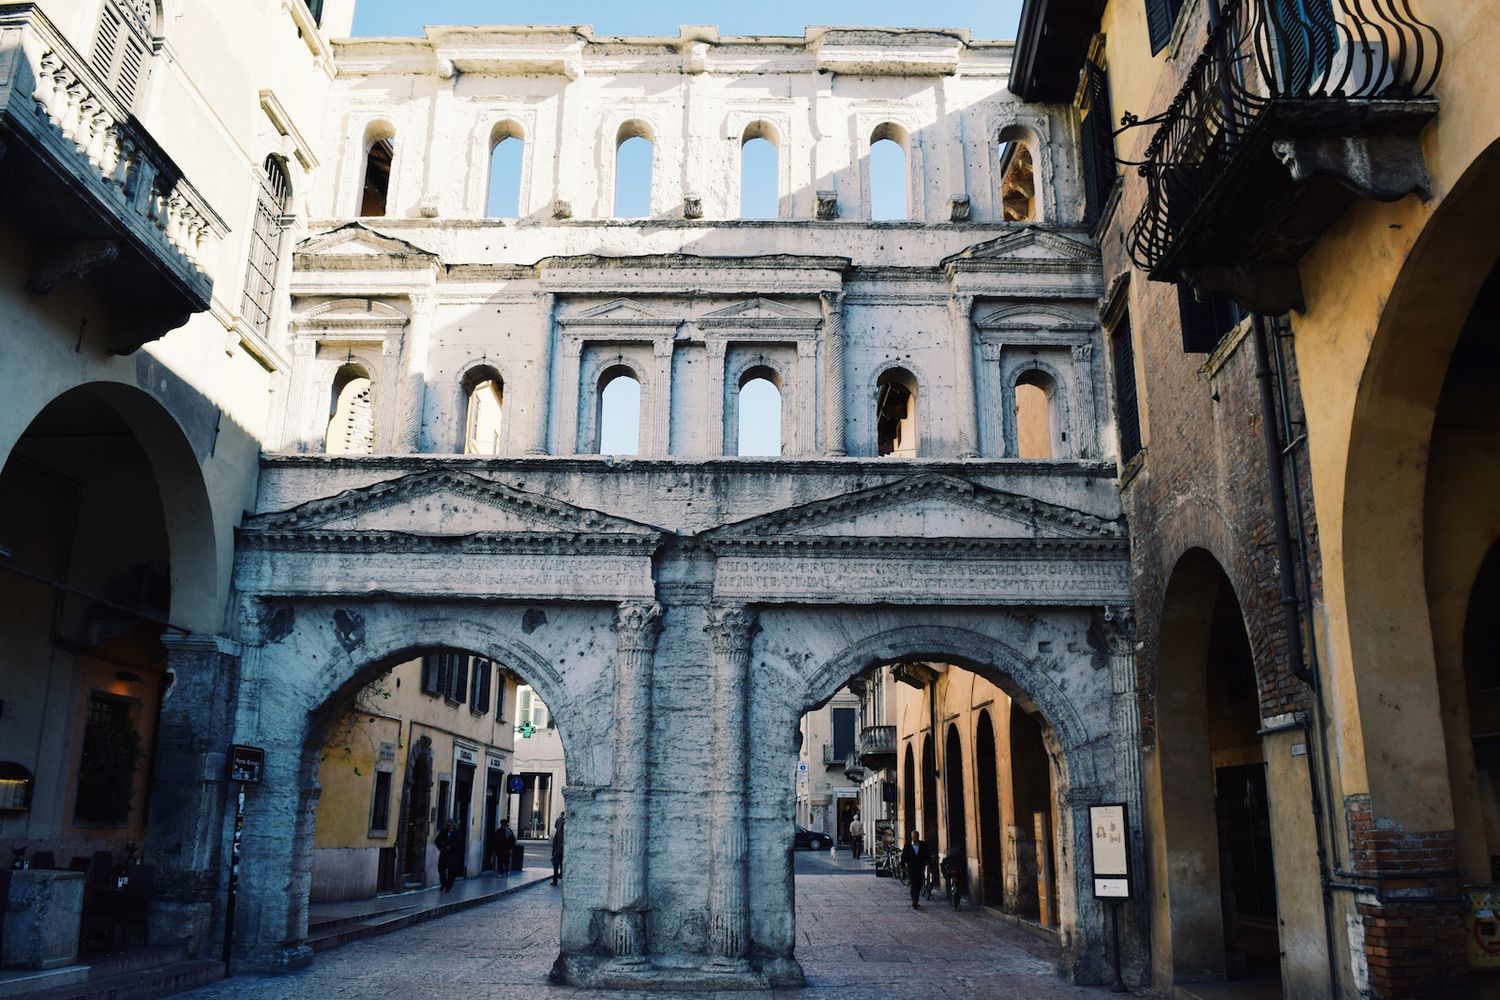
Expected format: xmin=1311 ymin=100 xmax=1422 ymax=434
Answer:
xmin=699 ymin=298 xmax=821 ymax=324
xmin=247 ymin=470 xmax=665 ymax=538
xmin=558 ymin=298 xmax=674 ymax=325
xmin=703 ymin=474 xmax=1124 ymax=543
xmin=297 ymin=223 xmax=438 ymax=259
xmin=944 ymin=228 xmax=1098 ymax=267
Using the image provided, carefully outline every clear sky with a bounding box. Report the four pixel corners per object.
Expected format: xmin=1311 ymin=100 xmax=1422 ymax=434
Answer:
xmin=352 ymin=1 xmax=1024 ymax=39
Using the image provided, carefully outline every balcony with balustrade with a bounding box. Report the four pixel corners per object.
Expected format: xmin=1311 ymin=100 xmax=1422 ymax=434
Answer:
xmin=858 ymin=725 xmax=897 ymax=769
xmin=0 ymin=4 xmax=225 ymax=354
xmin=1126 ymin=0 xmax=1442 ymax=313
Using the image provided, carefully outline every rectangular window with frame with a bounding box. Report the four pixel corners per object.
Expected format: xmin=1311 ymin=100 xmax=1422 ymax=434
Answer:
xmin=471 ymin=659 xmax=492 ymax=715
xmin=1177 ymin=283 xmax=1244 ymax=353
xmin=1111 ymin=313 xmax=1144 ymax=464
xmin=445 ymin=654 xmax=469 ymax=705
xmin=495 ymin=672 xmax=507 ymax=721
xmin=74 ymin=692 xmax=141 ymax=825
xmin=421 ymin=654 xmax=440 ymax=695
xmin=369 ymin=770 xmax=393 ymax=835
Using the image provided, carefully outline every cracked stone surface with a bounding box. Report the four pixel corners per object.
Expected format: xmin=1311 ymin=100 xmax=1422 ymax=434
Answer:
xmin=178 ymin=866 xmax=1121 ymax=999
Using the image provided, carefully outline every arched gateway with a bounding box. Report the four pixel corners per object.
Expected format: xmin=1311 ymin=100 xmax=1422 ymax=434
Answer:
xmin=227 ymin=460 xmax=1144 ymax=988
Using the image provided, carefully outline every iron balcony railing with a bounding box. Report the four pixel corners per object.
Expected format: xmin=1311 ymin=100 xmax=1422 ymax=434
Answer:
xmin=1126 ymin=0 xmax=1442 ymax=275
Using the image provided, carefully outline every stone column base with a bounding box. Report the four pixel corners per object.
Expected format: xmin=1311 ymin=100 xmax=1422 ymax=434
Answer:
xmin=553 ymin=953 xmax=803 ymax=991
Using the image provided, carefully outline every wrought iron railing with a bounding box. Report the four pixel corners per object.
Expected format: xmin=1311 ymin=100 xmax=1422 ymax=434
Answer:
xmin=1126 ymin=0 xmax=1442 ymax=273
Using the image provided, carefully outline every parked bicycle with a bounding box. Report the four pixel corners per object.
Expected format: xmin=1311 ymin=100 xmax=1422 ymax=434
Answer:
xmin=941 ymin=850 xmax=967 ymax=909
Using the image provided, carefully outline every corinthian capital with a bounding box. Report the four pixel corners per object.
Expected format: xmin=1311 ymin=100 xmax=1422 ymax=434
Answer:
xmin=1102 ymin=604 xmax=1136 ymax=656
xmin=613 ymin=601 xmax=663 ymax=651
xmin=705 ymin=604 xmax=758 ymax=657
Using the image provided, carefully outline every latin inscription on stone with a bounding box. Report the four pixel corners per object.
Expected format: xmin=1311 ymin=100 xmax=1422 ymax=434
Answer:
xmin=239 ymin=551 xmax=654 ymax=599
xmin=714 ymin=555 xmax=1130 ymax=604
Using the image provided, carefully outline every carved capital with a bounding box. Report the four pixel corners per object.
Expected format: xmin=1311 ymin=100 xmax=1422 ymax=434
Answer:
xmin=613 ymin=601 xmax=663 ymax=651
xmin=815 ymin=190 xmax=837 ymax=221
xmin=705 ymin=604 xmax=758 ymax=657
xmin=1102 ymin=604 xmax=1136 ymax=656
xmin=1071 ymin=343 xmax=1094 ymax=363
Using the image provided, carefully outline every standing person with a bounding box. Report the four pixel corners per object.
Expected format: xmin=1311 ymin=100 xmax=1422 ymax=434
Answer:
xmin=498 ymin=818 xmax=517 ymax=876
xmin=849 ymin=813 xmax=864 ymax=860
xmin=550 ymin=813 xmax=566 ymax=886
xmin=901 ymin=830 xmax=929 ymax=909
xmin=435 ymin=819 xmax=462 ymax=892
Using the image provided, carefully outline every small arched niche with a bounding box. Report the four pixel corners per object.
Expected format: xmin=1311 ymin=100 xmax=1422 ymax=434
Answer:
xmin=869 ymin=123 xmax=910 ymax=222
xmin=996 ymin=126 xmax=1039 ymax=223
xmin=486 ymin=122 xmax=525 ymax=219
xmin=736 ymin=366 xmax=783 ymax=457
xmin=327 ymin=363 xmax=375 ymax=455
xmin=596 ymin=365 xmax=642 ymax=455
xmin=741 ymin=122 xmax=779 ymax=220
xmin=1014 ymin=370 xmax=1056 ymax=460
xmin=359 ymin=122 xmax=396 ymax=217
xmin=462 ymin=366 xmax=505 ymax=455
xmin=876 ymin=368 xmax=918 ymax=457
xmin=614 ymin=121 xmax=655 ymax=219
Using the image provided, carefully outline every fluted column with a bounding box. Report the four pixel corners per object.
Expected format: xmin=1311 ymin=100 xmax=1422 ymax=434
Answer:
xmin=525 ymin=292 xmax=556 ymax=454
xmin=951 ymin=293 xmax=980 ymax=458
xmin=705 ymin=604 xmax=758 ymax=968
xmin=607 ymin=601 xmax=662 ymax=963
xmin=397 ymin=291 xmax=433 ymax=453
xmin=819 ymin=291 xmax=847 ymax=456
xmin=1104 ymin=606 xmax=1144 ymax=849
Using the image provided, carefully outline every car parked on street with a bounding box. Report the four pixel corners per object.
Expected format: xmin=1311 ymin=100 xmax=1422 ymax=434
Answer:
xmin=793 ymin=826 xmax=831 ymax=851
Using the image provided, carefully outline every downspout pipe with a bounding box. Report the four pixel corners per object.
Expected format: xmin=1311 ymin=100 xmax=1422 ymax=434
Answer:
xmin=1251 ymin=313 xmax=1341 ymax=999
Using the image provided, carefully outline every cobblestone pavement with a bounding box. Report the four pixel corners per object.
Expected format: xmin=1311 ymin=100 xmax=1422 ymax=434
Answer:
xmin=180 ymin=868 xmax=1119 ymax=999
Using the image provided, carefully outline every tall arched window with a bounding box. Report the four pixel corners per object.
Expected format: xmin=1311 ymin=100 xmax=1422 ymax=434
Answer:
xmin=1014 ymin=371 xmax=1055 ymax=459
xmin=997 ymin=129 xmax=1037 ymax=222
xmin=92 ymin=0 xmax=155 ymax=108
xmin=241 ymin=156 xmax=292 ymax=339
xmin=615 ymin=122 xmax=654 ymax=219
xmin=876 ymin=368 xmax=918 ymax=457
xmin=487 ymin=124 xmax=524 ymax=219
xmin=869 ymin=124 xmax=909 ymax=221
xmin=463 ymin=367 xmax=504 ymax=455
xmin=740 ymin=123 xmax=779 ymax=219
xmin=597 ymin=367 xmax=641 ymax=455
xmin=736 ymin=369 xmax=782 ymax=456
xmin=327 ymin=364 xmax=375 ymax=454
xmin=360 ymin=125 xmax=396 ymax=217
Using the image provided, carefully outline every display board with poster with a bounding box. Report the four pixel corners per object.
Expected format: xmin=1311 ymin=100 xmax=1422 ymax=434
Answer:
xmin=1089 ymin=803 xmax=1130 ymax=899
xmin=1467 ymin=887 xmax=1500 ymax=967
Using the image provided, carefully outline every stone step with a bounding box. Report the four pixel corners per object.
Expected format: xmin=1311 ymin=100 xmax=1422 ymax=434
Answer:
xmin=306 ymin=874 xmax=549 ymax=953
xmin=307 ymin=902 xmax=417 ymax=934
xmin=19 ymin=959 xmax=223 ymax=1000
xmin=83 ymin=947 xmax=190 ymax=981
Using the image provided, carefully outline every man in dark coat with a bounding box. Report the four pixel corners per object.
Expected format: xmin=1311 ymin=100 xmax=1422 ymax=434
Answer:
xmin=550 ymin=813 xmax=566 ymax=886
xmin=496 ymin=819 xmax=517 ymax=876
xmin=435 ymin=819 xmax=462 ymax=892
xmin=901 ymin=830 xmax=930 ymax=909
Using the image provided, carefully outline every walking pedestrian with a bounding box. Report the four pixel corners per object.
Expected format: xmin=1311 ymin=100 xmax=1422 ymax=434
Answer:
xmin=435 ymin=819 xmax=463 ymax=892
xmin=849 ymin=813 xmax=864 ymax=860
xmin=550 ymin=813 xmax=566 ymax=886
xmin=901 ymin=830 xmax=929 ymax=909
xmin=497 ymin=818 xmax=517 ymax=876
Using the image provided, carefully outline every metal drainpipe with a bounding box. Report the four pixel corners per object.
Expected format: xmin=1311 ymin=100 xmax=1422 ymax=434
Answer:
xmin=1251 ymin=313 xmax=1341 ymax=999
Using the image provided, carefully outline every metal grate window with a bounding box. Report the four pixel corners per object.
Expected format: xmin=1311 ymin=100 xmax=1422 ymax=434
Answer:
xmin=1111 ymin=314 xmax=1144 ymax=464
xmin=241 ymin=157 xmax=292 ymax=339
xmin=92 ymin=0 xmax=154 ymax=108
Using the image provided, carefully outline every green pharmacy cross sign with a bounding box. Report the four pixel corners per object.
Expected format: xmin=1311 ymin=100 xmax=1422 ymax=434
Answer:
xmin=519 ymin=721 xmax=536 ymax=739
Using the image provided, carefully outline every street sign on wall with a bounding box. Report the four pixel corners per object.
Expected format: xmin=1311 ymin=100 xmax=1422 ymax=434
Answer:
xmin=229 ymin=745 xmax=266 ymax=784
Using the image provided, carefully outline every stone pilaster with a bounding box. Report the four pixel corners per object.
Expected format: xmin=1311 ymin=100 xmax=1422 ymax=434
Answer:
xmin=1103 ymin=606 xmax=1142 ymax=826
xmin=607 ymin=601 xmax=662 ymax=962
xmin=526 ymin=292 xmax=556 ymax=454
xmin=704 ymin=604 xmax=757 ymax=968
xmin=396 ymin=291 xmax=433 ymax=453
xmin=819 ymin=291 xmax=847 ymax=456
xmin=144 ymin=632 xmax=241 ymax=957
xmin=951 ymin=293 xmax=979 ymax=458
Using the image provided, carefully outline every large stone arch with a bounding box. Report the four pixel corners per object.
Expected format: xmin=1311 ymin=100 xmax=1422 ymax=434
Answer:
xmin=228 ymin=599 xmax=621 ymax=970
xmin=749 ymin=607 xmax=1123 ymax=986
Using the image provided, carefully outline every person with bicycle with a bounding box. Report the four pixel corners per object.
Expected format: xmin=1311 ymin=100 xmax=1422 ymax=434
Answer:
xmin=901 ymin=830 xmax=931 ymax=909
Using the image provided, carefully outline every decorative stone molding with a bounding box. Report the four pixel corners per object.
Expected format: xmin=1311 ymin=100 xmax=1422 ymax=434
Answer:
xmin=819 ymin=291 xmax=847 ymax=456
xmin=608 ymin=599 xmax=663 ymax=961
xmin=815 ymin=190 xmax=837 ymax=220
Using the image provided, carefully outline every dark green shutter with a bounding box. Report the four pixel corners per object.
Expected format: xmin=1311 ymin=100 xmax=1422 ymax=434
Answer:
xmin=1144 ymin=0 xmax=1180 ymax=55
xmin=1178 ymin=283 xmax=1244 ymax=353
xmin=421 ymin=655 xmax=439 ymax=694
xmin=1112 ymin=315 xmax=1144 ymax=463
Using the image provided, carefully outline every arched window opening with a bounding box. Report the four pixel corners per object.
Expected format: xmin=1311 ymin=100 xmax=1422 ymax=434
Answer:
xmin=1015 ymin=371 xmax=1055 ymax=460
xmin=463 ymin=368 xmax=504 ymax=455
xmin=615 ymin=123 xmax=654 ymax=219
xmin=869 ymin=124 xmax=909 ymax=221
xmin=597 ymin=367 xmax=641 ymax=455
xmin=876 ymin=369 xmax=918 ymax=457
xmin=736 ymin=369 xmax=782 ymax=457
xmin=326 ymin=364 xmax=375 ymax=454
xmin=360 ymin=127 xmax=395 ymax=217
xmin=242 ymin=156 xmax=292 ymax=339
xmin=92 ymin=0 xmax=155 ymax=108
xmin=1465 ymin=542 xmax=1500 ymax=856
xmin=741 ymin=123 xmax=779 ymax=219
xmin=487 ymin=125 xmax=524 ymax=219
xmin=944 ymin=723 xmax=967 ymax=855
xmin=997 ymin=137 xmax=1036 ymax=222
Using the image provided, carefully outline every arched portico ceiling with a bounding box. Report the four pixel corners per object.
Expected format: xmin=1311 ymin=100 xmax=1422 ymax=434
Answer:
xmin=698 ymin=473 xmax=1130 ymax=606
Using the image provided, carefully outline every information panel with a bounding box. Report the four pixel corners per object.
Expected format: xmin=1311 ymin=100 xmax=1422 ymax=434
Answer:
xmin=1089 ymin=802 xmax=1130 ymax=899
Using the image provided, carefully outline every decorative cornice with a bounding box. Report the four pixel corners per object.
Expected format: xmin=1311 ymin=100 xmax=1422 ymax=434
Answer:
xmin=236 ymin=530 xmax=662 ymax=556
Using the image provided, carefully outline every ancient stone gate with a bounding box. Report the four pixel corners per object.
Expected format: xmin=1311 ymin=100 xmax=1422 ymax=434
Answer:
xmin=227 ymin=458 xmax=1142 ymax=988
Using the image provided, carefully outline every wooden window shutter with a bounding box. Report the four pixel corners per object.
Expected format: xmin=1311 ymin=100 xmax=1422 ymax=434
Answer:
xmin=92 ymin=1 xmax=154 ymax=108
xmin=421 ymin=655 xmax=439 ymax=694
xmin=1144 ymin=0 xmax=1181 ymax=56
xmin=1177 ymin=283 xmax=1243 ymax=353
xmin=1111 ymin=314 xmax=1144 ymax=463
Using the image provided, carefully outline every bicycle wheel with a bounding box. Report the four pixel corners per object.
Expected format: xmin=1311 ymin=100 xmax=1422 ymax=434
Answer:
xmin=924 ymin=872 xmax=937 ymax=900
xmin=897 ymin=860 xmax=908 ymax=885
xmin=948 ymin=879 xmax=961 ymax=910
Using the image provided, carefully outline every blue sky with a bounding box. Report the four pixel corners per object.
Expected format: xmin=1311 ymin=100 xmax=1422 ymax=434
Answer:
xmin=352 ymin=1 xmax=1024 ymax=39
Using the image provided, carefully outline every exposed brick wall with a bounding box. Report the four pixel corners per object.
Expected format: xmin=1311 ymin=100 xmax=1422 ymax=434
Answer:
xmin=1345 ymin=794 xmax=1468 ymax=998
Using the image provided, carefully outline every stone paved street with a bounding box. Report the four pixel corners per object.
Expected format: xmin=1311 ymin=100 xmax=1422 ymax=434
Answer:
xmin=178 ymin=862 xmax=1120 ymax=999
